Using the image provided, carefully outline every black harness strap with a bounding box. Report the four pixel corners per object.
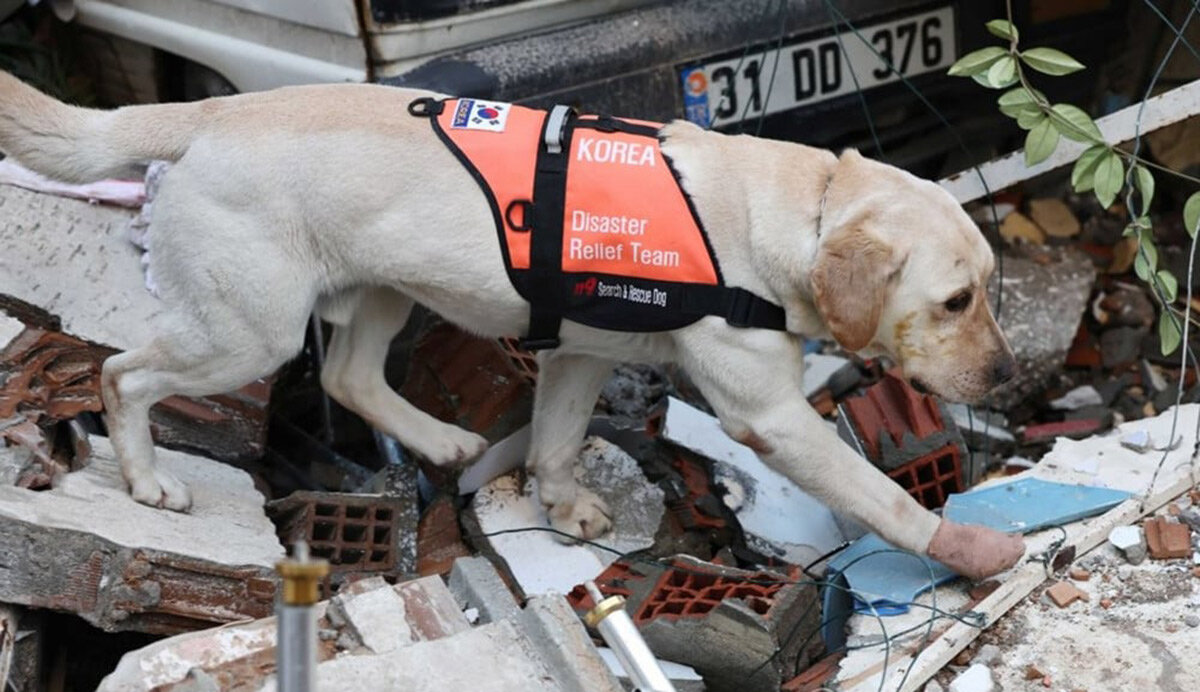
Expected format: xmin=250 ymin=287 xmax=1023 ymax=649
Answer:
xmin=679 ymin=285 xmax=787 ymax=330
xmin=520 ymin=106 xmax=576 ymax=351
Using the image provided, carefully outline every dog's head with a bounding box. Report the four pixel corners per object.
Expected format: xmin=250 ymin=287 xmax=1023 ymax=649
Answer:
xmin=809 ymin=150 xmax=1015 ymax=404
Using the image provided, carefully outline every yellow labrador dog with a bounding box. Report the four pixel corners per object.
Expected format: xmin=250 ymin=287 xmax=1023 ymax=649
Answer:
xmin=0 ymin=74 xmax=1023 ymax=579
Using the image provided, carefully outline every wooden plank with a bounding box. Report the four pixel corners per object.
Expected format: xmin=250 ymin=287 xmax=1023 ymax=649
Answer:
xmin=939 ymin=79 xmax=1200 ymax=204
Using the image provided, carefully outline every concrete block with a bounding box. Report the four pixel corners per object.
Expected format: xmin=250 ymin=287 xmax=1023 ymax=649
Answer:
xmin=470 ymin=436 xmax=663 ymax=596
xmin=0 ymin=435 xmax=281 ymax=634
xmin=267 ymin=489 xmax=415 ymax=579
xmin=332 ymin=579 xmax=412 ymax=654
xmin=520 ymin=595 xmax=624 ymax=692
xmin=448 ymin=556 xmax=519 ymax=624
xmin=571 ymin=556 xmax=821 ymax=692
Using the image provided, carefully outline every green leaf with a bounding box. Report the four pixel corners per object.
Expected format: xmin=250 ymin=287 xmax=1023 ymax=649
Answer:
xmin=984 ymin=56 xmax=1018 ymax=88
xmin=1020 ymin=47 xmax=1086 ymax=75
xmin=1049 ymin=103 xmax=1102 ymax=143
xmin=998 ymin=87 xmax=1043 ymax=119
xmin=1159 ymin=311 xmax=1182 ymax=356
xmin=1024 ymin=118 xmax=1059 ymax=166
xmin=1071 ymin=145 xmax=1109 ymax=192
xmin=1017 ymin=109 xmax=1046 ymax=131
xmin=986 ymin=19 xmax=1019 ymax=41
xmin=1134 ymin=234 xmax=1158 ymax=281
xmin=1093 ymin=152 xmax=1124 ymax=209
xmin=1123 ymin=223 xmax=1139 ymax=237
xmin=1185 ymin=191 xmax=1200 ymax=238
xmin=1157 ymin=269 xmax=1179 ymax=304
xmin=1133 ymin=165 xmax=1155 ymax=211
xmin=1135 ymin=250 xmax=1152 ymax=281
xmin=948 ymin=46 xmax=1009 ymax=77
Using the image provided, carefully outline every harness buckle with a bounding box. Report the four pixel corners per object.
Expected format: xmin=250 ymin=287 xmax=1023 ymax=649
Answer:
xmin=725 ymin=288 xmax=757 ymax=328
xmin=543 ymin=105 xmax=575 ymax=154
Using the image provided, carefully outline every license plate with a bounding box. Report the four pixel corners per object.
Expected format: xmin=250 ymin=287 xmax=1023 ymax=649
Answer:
xmin=680 ymin=6 xmax=956 ymax=128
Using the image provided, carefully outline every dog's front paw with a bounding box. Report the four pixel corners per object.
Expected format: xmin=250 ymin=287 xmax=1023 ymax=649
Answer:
xmin=927 ymin=519 xmax=1025 ymax=581
xmin=130 ymin=470 xmax=193 ymax=512
xmin=416 ymin=426 xmax=489 ymax=468
xmin=548 ymin=489 xmax=613 ymax=542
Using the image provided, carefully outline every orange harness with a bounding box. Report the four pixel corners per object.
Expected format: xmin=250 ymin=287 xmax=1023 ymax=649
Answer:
xmin=409 ymin=96 xmax=786 ymax=350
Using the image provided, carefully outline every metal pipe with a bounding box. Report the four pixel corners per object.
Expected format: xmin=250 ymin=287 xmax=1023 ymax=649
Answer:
xmin=276 ymin=541 xmax=329 ymax=692
xmin=584 ymin=581 xmax=676 ymax=692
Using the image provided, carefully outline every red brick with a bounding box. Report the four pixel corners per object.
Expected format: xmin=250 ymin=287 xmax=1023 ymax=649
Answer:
xmin=1021 ymin=419 xmax=1106 ymax=445
xmin=1144 ymin=517 xmax=1192 ymax=559
xmin=416 ymin=495 xmax=471 ymax=577
xmin=840 ymin=369 xmax=945 ymax=462
xmin=1046 ymin=580 xmax=1088 ymax=608
xmin=885 ymin=445 xmax=963 ymax=509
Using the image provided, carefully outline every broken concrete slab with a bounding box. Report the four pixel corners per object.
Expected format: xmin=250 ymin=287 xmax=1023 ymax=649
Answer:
xmin=0 ymin=435 xmax=282 ymax=633
xmin=986 ymin=246 xmax=1095 ymax=410
xmin=470 ymin=436 xmax=663 ymax=596
xmin=448 ymin=556 xmax=520 ymax=625
xmin=1049 ymin=385 xmax=1104 ymax=411
xmin=519 ymin=595 xmax=624 ymax=692
xmin=1109 ymin=524 xmax=1149 ymax=564
xmin=662 ymin=397 xmax=844 ymax=565
xmin=97 ymin=608 xmax=290 ymax=692
xmin=329 ymin=576 xmax=471 ymax=655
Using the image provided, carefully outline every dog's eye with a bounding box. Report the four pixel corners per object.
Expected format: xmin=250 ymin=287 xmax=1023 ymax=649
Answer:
xmin=945 ymin=291 xmax=972 ymax=313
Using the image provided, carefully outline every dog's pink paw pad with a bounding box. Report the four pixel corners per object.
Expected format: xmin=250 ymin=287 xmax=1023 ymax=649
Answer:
xmin=926 ymin=519 xmax=1025 ymax=581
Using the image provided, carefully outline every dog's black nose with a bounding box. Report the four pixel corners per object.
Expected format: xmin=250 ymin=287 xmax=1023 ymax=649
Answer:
xmin=992 ymin=354 xmax=1017 ymax=385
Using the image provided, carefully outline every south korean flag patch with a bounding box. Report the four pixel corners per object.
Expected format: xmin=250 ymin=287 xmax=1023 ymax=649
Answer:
xmin=450 ymin=98 xmax=511 ymax=132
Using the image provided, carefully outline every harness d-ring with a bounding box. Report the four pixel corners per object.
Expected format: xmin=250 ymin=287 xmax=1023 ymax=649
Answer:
xmin=505 ymin=199 xmax=534 ymax=232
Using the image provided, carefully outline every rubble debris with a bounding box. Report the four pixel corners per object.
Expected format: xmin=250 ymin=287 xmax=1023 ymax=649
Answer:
xmin=571 ymin=556 xmax=821 ymax=692
xmin=469 ymin=437 xmax=663 ymax=596
xmin=267 ymin=489 xmax=415 ymax=581
xmin=447 ymin=556 xmax=520 ymax=625
xmin=1143 ymin=517 xmax=1191 ymax=559
xmin=1068 ymin=567 xmax=1091 ymax=581
xmin=945 ymin=404 xmax=1015 ymax=452
xmin=661 ymin=397 xmax=844 ymax=565
xmin=596 ymin=363 xmax=666 ymax=431
xmin=972 ymin=643 xmax=1001 ymax=666
xmin=416 ymin=495 xmax=471 ymax=577
xmin=0 ymin=435 xmax=281 ymax=634
xmin=999 ymin=211 xmax=1046 ymax=245
xmin=98 ymin=605 xmax=288 ymax=691
xmin=1108 ymin=525 xmax=1148 ymax=564
xmin=1049 ymin=385 xmax=1104 ymax=411
xmin=329 ymin=576 xmax=470 ymax=655
xmin=986 ymin=247 xmax=1095 ymax=409
xmin=595 ymin=648 xmax=704 ymax=692
xmin=1045 ymin=580 xmax=1088 ymax=608
xmin=838 ymin=370 xmax=970 ymax=506
xmin=400 ymin=320 xmax=532 ymax=488
xmin=1119 ymin=429 xmax=1154 ymax=452
xmin=1021 ymin=418 xmax=1107 ymax=445
xmin=948 ymin=663 xmax=995 ymax=692
xmin=0 ymin=605 xmax=15 ymax=692
xmin=1028 ymin=197 xmax=1081 ymax=238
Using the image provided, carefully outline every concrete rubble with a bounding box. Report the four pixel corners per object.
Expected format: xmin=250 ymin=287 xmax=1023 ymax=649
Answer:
xmin=0 ymin=435 xmax=282 ymax=634
xmin=100 ymin=561 xmax=622 ymax=692
xmin=469 ymin=436 xmax=664 ymax=596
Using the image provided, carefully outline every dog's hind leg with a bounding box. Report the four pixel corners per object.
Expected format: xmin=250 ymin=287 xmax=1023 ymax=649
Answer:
xmin=319 ymin=287 xmax=488 ymax=467
xmin=527 ymin=352 xmax=616 ymax=541
xmin=102 ymin=320 xmax=305 ymax=511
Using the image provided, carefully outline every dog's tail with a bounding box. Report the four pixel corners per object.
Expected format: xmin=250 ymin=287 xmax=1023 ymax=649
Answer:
xmin=0 ymin=71 xmax=211 ymax=183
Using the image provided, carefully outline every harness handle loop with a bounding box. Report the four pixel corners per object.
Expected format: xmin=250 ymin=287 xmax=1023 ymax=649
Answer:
xmin=407 ymin=97 xmax=442 ymax=118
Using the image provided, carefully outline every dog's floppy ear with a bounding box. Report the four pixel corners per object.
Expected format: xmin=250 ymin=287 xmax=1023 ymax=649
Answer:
xmin=810 ymin=224 xmax=903 ymax=352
